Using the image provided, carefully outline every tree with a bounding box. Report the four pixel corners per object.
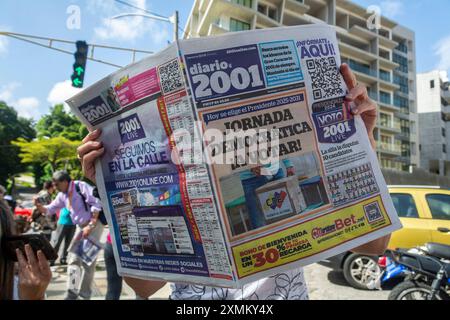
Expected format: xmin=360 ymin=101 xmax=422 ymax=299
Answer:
xmin=0 ymin=101 xmax=36 ymax=186
xmin=36 ymin=104 xmax=88 ymax=141
xmin=33 ymin=104 xmax=87 ymax=184
xmin=13 ymin=137 xmax=80 ymax=173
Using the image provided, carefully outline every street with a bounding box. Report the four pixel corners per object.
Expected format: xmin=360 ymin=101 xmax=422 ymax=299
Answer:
xmin=46 ymin=247 xmax=391 ymax=300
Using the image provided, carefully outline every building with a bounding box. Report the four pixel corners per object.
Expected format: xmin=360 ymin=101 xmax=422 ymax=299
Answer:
xmin=184 ymin=0 xmax=420 ymax=171
xmin=417 ymin=70 xmax=450 ymax=176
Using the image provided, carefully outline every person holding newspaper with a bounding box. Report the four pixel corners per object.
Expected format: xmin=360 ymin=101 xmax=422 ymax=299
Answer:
xmin=76 ymin=63 xmax=390 ymax=300
xmin=34 ymin=170 xmax=103 ymax=300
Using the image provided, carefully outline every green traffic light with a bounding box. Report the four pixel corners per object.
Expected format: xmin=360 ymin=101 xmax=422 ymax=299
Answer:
xmin=75 ymin=66 xmax=84 ymax=76
xmin=72 ymin=78 xmax=83 ymax=87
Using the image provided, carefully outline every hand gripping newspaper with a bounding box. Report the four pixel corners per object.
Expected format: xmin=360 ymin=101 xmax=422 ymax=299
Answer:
xmin=67 ymin=24 xmax=402 ymax=288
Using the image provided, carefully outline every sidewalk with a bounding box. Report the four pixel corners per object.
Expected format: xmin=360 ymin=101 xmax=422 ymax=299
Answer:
xmin=46 ymin=257 xmax=172 ymax=300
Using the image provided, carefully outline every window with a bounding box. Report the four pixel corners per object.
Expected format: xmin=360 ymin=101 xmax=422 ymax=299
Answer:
xmin=390 ymin=193 xmax=419 ymax=218
xmin=231 ymin=0 xmax=252 ymax=8
xmin=268 ymin=7 xmax=277 ymax=20
xmin=394 ymin=94 xmax=409 ymax=109
xmin=379 ymin=69 xmax=391 ymax=82
xmin=257 ymin=3 xmax=266 ymax=13
xmin=444 ymin=144 xmax=447 ymax=153
xmin=393 ymin=53 xmax=408 ymax=73
xmin=426 ymin=194 xmax=450 ymax=221
xmin=442 ymin=128 xmax=446 ymax=137
xmin=229 ymin=18 xmax=251 ymax=32
xmin=430 ymin=80 xmax=435 ymax=89
xmin=380 ymin=91 xmax=391 ymax=104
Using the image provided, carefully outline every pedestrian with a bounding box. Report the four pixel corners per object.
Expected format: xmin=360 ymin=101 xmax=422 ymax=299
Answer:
xmin=0 ymin=185 xmax=52 ymax=300
xmin=104 ymin=232 xmax=123 ymax=300
xmin=33 ymin=171 xmax=103 ymax=300
xmin=31 ymin=181 xmax=57 ymax=241
xmin=76 ymin=64 xmax=392 ymax=300
xmin=52 ymin=207 xmax=76 ymax=265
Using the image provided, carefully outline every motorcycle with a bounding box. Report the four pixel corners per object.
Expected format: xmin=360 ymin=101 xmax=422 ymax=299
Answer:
xmin=376 ymin=243 xmax=450 ymax=300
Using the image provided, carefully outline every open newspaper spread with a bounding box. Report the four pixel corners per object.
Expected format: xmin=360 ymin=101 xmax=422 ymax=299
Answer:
xmin=67 ymin=24 xmax=402 ymax=288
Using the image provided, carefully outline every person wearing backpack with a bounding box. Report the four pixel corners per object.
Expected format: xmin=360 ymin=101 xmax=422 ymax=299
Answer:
xmin=34 ymin=171 xmax=103 ymax=300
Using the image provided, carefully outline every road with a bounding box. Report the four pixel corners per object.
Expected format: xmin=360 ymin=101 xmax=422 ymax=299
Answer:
xmin=19 ymin=190 xmax=391 ymax=300
xmin=46 ymin=253 xmax=392 ymax=300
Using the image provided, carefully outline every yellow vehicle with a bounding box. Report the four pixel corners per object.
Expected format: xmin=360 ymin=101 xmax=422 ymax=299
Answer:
xmin=328 ymin=186 xmax=450 ymax=290
xmin=388 ymin=186 xmax=450 ymax=249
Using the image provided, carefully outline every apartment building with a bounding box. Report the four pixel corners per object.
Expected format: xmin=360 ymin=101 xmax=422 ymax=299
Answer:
xmin=417 ymin=70 xmax=450 ymax=176
xmin=184 ymin=0 xmax=420 ymax=171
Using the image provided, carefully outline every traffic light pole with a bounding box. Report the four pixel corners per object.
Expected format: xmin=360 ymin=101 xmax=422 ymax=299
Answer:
xmin=0 ymin=31 xmax=154 ymax=68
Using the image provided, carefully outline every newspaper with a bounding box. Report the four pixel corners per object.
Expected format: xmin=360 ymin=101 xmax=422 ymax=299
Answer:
xmin=67 ymin=24 xmax=402 ymax=288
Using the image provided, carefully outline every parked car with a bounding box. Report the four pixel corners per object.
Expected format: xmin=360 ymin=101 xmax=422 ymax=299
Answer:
xmin=14 ymin=199 xmax=34 ymax=217
xmin=326 ymin=186 xmax=450 ymax=290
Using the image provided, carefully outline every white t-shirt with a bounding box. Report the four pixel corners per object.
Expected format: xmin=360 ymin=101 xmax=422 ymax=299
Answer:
xmin=169 ymin=267 xmax=308 ymax=300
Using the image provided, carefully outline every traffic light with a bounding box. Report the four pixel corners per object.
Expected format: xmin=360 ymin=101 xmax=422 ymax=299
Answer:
xmin=71 ymin=40 xmax=88 ymax=88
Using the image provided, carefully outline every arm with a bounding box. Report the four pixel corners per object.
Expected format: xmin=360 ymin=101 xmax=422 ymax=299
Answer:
xmin=340 ymin=63 xmax=391 ymax=256
xmin=36 ymin=193 xmax=64 ymax=216
xmin=77 ymin=130 xmax=170 ymax=299
xmin=123 ymin=277 xmax=167 ymax=299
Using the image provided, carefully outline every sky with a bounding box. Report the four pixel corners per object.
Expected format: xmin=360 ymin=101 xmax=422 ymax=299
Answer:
xmin=0 ymin=0 xmax=449 ymax=120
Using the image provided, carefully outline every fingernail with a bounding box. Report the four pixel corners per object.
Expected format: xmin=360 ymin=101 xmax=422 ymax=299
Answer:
xmin=346 ymin=94 xmax=353 ymax=99
xmin=352 ymin=108 xmax=359 ymax=114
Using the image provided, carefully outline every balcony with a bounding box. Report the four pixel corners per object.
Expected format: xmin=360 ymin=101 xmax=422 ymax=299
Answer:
xmin=349 ymin=25 xmax=398 ymax=50
xmin=380 ymin=158 xmax=404 ymax=171
xmin=396 ymin=131 xmax=411 ymax=141
xmin=284 ymin=0 xmax=310 ymax=15
xmin=379 ymin=118 xmax=401 ymax=133
xmin=338 ymin=41 xmax=378 ymax=64
xmin=343 ymin=59 xmax=378 ymax=84
xmin=378 ymin=142 xmax=402 ymax=156
xmin=378 ymin=101 xmax=399 ymax=112
xmin=442 ymin=87 xmax=450 ymax=103
xmin=207 ymin=23 xmax=228 ymax=36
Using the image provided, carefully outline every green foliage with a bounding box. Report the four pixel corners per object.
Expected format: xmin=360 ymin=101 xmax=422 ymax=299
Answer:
xmin=32 ymin=104 xmax=86 ymax=184
xmin=0 ymin=101 xmax=36 ymax=185
xmin=36 ymin=104 xmax=87 ymax=141
xmin=13 ymin=136 xmax=81 ymax=173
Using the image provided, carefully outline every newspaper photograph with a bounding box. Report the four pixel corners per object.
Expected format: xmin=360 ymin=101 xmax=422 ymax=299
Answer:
xmin=66 ymin=24 xmax=402 ymax=288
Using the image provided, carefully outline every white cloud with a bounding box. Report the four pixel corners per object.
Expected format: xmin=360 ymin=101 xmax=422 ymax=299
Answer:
xmin=380 ymin=1 xmax=404 ymax=19
xmin=0 ymin=82 xmax=42 ymax=119
xmin=47 ymin=80 xmax=83 ymax=110
xmin=91 ymin=0 xmax=169 ymax=44
xmin=14 ymin=97 xmax=41 ymax=119
xmin=434 ymin=35 xmax=450 ymax=74
xmin=0 ymin=82 xmax=20 ymax=102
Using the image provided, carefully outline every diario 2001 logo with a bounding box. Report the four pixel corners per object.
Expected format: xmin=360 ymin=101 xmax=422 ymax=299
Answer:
xmin=185 ymin=44 xmax=266 ymax=102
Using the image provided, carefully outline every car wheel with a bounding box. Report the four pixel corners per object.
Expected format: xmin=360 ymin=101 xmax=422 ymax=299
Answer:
xmin=343 ymin=253 xmax=381 ymax=290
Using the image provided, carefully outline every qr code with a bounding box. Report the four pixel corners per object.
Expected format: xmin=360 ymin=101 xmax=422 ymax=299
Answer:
xmin=306 ymin=57 xmax=345 ymax=100
xmin=363 ymin=202 xmax=384 ymax=223
xmin=159 ymin=59 xmax=184 ymax=95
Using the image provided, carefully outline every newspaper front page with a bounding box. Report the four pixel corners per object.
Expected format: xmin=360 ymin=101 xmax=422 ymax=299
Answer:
xmin=67 ymin=24 xmax=402 ymax=288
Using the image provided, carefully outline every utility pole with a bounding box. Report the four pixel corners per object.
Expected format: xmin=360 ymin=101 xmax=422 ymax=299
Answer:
xmin=173 ymin=10 xmax=179 ymax=42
